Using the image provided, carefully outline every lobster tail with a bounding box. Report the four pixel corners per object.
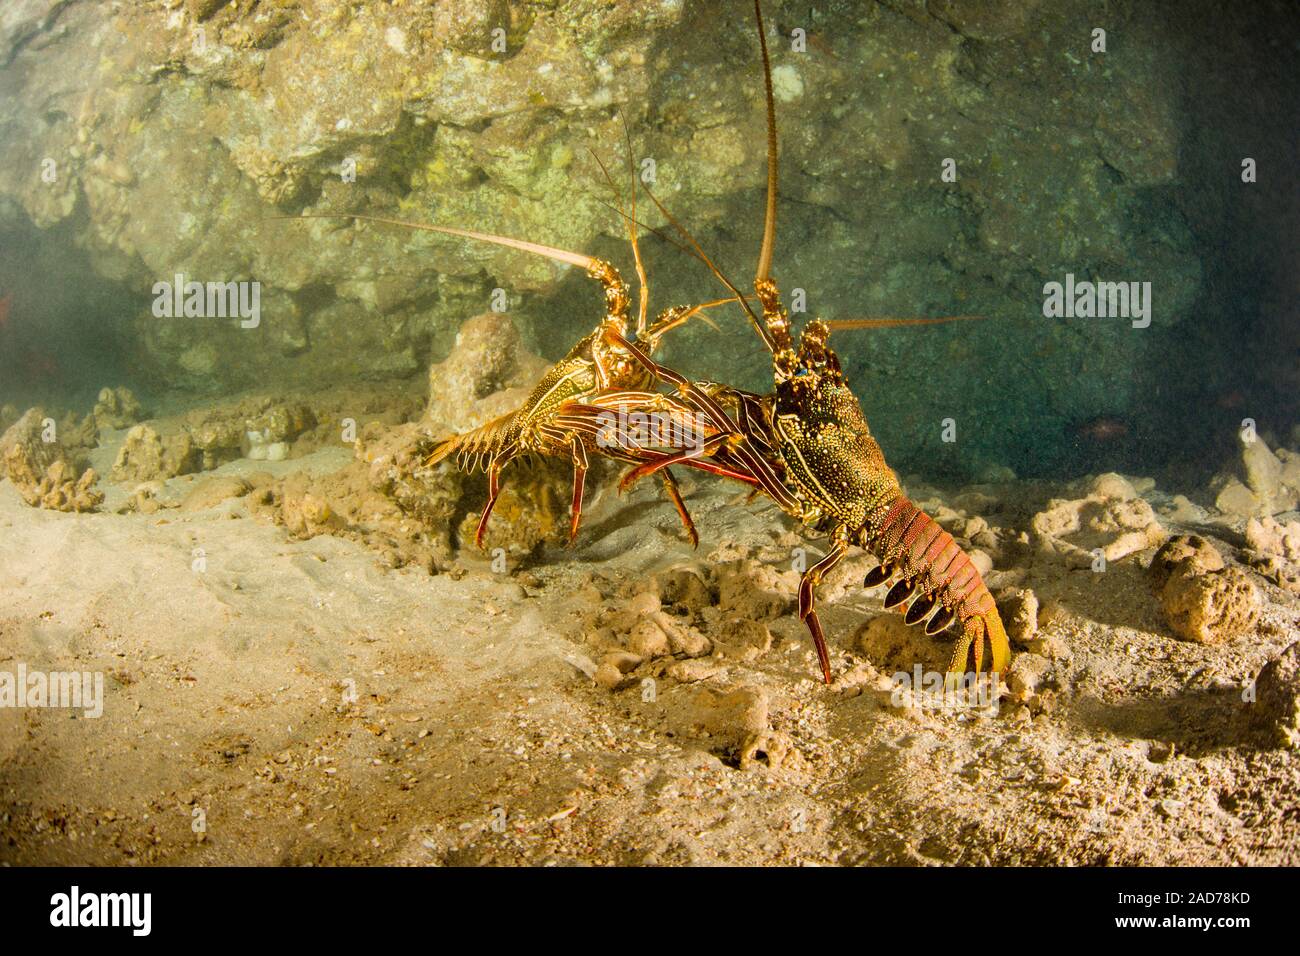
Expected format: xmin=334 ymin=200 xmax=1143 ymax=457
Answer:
xmin=424 ymin=410 xmax=518 ymax=474
xmin=858 ymin=495 xmax=1011 ymax=677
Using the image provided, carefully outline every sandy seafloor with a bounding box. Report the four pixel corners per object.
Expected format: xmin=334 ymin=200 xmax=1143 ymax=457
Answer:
xmin=1 ymin=417 xmax=1298 ymax=868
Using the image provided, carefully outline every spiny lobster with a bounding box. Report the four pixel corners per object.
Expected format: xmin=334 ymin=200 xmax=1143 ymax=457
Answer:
xmin=289 ymin=185 xmax=738 ymax=551
xmin=555 ymin=0 xmax=1011 ymax=686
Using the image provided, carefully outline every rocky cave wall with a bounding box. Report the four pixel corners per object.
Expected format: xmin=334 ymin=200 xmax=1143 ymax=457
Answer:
xmin=0 ymin=0 xmax=1295 ymax=480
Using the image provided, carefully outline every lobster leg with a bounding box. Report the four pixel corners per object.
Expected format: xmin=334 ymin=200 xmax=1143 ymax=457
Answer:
xmin=567 ymin=437 xmax=589 ymax=546
xmin=619 ymin=434 xmax=731 ymax=491
xmin=597 ymin=329 xmax=801 ymax=511
xmin=796 ymin=528 xmax=850 ymax=684
xmin=474 ymin=461 xmax=503 ymax=550
xmin=658 ymin=468 xmax=699 ymax=549
xmin=547 ymin=410 xmax=702 ymax=547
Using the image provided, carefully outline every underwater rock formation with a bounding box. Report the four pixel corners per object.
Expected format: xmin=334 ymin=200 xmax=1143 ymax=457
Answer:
xmin=1251 ymin=641 xmax=1300 ymax=750
xmin=1150 ymin=536 xmax=1260 ymax=645
xmin=424 ymin=312 xmax=548 ymax=433
xmin=0 ymin=0 xmax=1221 ymax=475
xmin=111 ymin=423 xmax=199 ymax=483
xmin=1030 ymin=472 xmax=1167 ymax=566
xmin=1212 ymin=435 xmax=1300 ymax=518
xmin=91 ymin=386 xmax=143 ymax=430
xmin=1244 ymin=516 xmax=1300 ymax=592
xmin=0 ymin=407 xmax=103 ymax=512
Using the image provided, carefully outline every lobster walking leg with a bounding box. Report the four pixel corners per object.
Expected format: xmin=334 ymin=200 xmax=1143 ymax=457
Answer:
xmin=567 ymin=437 xmax=589 ymax=546
xmin=549 ymin=404 xmax=705 ymax=546
xmin=600 ymin=328 xmax=800 ymax=511
xmin=619 ymin=434 xmax=731 ymax=491
xmin=797 ymin=528 xmax=849 ymax=684
xmin=474 ymin=461 xmax=504 ymax=550
xmin=658 ymin=469 xmax=699 ymax=549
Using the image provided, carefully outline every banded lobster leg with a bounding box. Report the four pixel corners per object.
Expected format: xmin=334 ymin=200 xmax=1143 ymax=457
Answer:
xmin=474 ymin=461 xmax=503 ymax=550
xmin=547 ymin=397 xmax=707 ymax=546
xmin=797 ymin=526 xmax=851 ymax=684
xmin=597 ymin=327 xmax=800 ymax=513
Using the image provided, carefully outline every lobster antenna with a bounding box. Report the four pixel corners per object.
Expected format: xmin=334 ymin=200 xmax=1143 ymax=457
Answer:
xmin=587 ymin=146 xmax=650 ymax=336
xmin=591 ymin=197 xmax=696 ymax=262
xmin=642 ymin=185 xmax=777 ymax=353
xmin=271 ymin=213 xmax=599 ymax=271
xmin=754 ymin=0 xmax=779 ymax=284
xmin=620 ymin=118 xmax=650 ymax=337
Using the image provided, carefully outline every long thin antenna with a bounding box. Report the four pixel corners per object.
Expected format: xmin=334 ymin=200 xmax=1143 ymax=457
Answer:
xmin=642 ymin=185 xmax=776 ymax=353
xmin=272 ymin=213 xmax=597 ymax=271
xmin=621 ymin=119 xmax=650 ymax=337
xmin=588 ymin=145 xmax=651 ymax=336
xmin=754 ymin=0 xmax=779 ymax=284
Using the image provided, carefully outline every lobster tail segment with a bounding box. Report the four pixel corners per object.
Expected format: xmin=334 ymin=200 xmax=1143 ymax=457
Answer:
xmin=423 ymin=410 xmax=517 ymax=473
xmin=858 ymin=494 xmax=1012 ymax=679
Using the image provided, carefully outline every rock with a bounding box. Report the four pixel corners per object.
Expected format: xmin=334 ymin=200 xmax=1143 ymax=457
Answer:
xmin=1212 ymin=436 xmax=1300 ymax=517
xmin=714 ymin=618 xmax=773 ymax=661
xmin=667 ymin=685 xmax=769 ymax=752
xmin=180 ymin=476 xmax=252 ymax=511
xmin=92 ymin=386 xmax=143 ymax=430
xmin=856 ymin=614 xmax=934 ymax=673
xmin=653 ymin=613 xmax=711 ymax=658
xmin=716 ymin=560 xmax=794 ymax=622
xmin=1158 ymin=566 xmax=1259 ymax=644
xmin=664 ymin=660 xmax=720 ymax=683
xmin=1005 ymin=652 xmax=1050 ymax=702
xmin=1245 ymin=516 xmax=1300 ymax=562
xmin=624 ymin=618 xmax=671 ymax=659
xmin=1244 ymin=516 xmax=1300 ymax=592
xmin=1250 ymin=641 xmax=1300 ymax=749
xmin=1161 ymin=494 xmax=1205 ymax=523
xmin=0 ymin=408 xmax=62 ymax=477
xmin=1032 ymin=484 xmax=1167 ymax=566
xmin=653 ymin=567 xmax=713 ymax=611
xmin=111 ymin=424 xmax=198 ymax=482
xmin=738 ymin=731 xmax=790 ymax=771
xmin=594 ymin=662 xmax=627 ymax=691
xmin=0 ymin=408 xmax=103 ymax=512
xmin=279 ymin=486 xmax=339 ymax=538
xmin=1213 ymin=478 xmax=1261 ymax=518
xmin=125 ymin=480 xmax=171 ymax=515
xmin=1088 ymin=472 xmax=1139 ymax=501
xmin=1149 ymin=535 xmax=1225 ymax=590
xmin=997 ymin=588 xmax=1039 ymax=647
xmin=625 ymin=591 xmax=660 ymax=616
xmin=425 ymin=313 xmax=548 ymax=434
xmin=602 ymin=651 xmax=642 ymax=674
xmin=7 ymin=457 xmax=104 ymax=513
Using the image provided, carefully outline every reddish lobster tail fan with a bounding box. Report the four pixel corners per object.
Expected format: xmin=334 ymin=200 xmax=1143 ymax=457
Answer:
xmin=861 ymin=495 xmax=1011 ymax=676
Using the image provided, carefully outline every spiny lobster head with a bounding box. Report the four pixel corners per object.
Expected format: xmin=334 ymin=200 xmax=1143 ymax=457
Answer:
xmin=768 ymin=319 xmax=901 ymax=528
xmin=772 ymin=317 xmax=847 ymax=397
